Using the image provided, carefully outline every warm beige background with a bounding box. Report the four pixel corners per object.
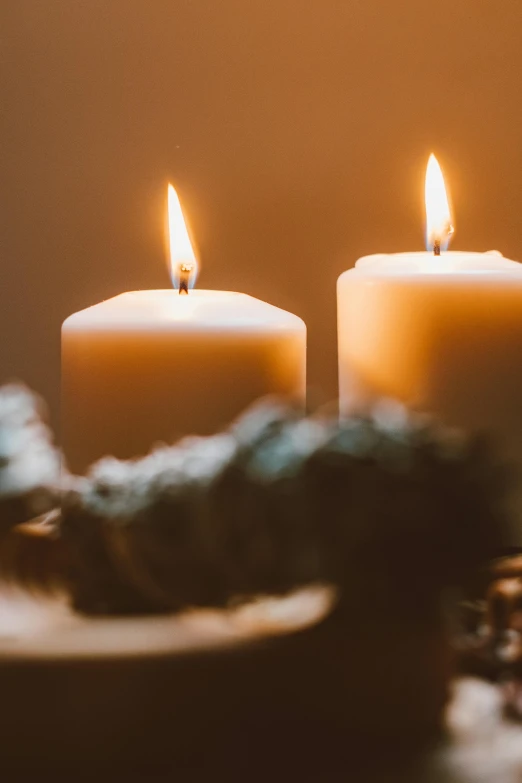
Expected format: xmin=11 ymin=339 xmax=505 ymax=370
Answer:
xmin=2 ymin=0 xmax=522 ymax=432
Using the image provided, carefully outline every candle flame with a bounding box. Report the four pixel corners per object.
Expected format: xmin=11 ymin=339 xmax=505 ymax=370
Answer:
xmin=425 ymin=154 xmax=454 ymax=252
xmin=167 ymin=184 xmax=198 ymax=290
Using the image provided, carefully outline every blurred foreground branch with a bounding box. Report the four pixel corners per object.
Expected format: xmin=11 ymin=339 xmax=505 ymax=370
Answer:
xmin=0 ymin=385 xmax=60 ymax=530
xmin=61 ymin=399 xmax=508 ymax=615
xmin=0 ymin=384 xmax=510 ymax=616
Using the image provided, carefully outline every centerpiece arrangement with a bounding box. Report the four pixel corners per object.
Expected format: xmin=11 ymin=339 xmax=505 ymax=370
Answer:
xmin=2 ymin=156 xmax=522 ymax=779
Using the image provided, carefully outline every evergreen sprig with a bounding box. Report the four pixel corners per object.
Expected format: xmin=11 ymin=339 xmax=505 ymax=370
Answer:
xmin=61 ymin=399 xmax=508 ymax=615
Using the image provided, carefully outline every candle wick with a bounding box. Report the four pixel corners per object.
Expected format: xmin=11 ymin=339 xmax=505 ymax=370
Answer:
xmin=432 ymin=221 xmax=454 ymax=256
xmin=178 ymin=263 xmax=194 ymax=295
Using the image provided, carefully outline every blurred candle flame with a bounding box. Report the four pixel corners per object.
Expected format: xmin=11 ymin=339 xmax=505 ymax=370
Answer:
xmin=425 ymin=154 xmax=454 ymax=252
xmin=168 ymin=184 xmax=198 ymax=290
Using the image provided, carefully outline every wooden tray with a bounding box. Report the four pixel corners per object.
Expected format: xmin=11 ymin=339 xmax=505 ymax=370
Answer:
xmin=0 ymin=583 xmax=330 ymax=660
xmin=0 ymin=528 xmax=520 ymax=782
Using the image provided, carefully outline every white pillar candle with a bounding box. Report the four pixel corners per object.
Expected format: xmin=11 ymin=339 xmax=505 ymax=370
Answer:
xmin=62 ymin=187 xmax=306 ymax=474
xmin=337 ymin=156 xmax=522 ymax=537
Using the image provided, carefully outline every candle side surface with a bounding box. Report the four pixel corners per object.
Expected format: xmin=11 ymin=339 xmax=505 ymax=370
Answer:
xmin=337 ymin=253 xmax=522 ymax=541
xmin=62 ymin=291 xmax=306 ymax=474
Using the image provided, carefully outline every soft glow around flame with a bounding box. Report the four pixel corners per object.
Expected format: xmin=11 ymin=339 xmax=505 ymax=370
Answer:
xmin=425 ymin=154 xmax=454 ymax=252
xmin=168 ymin=184 xmax=198 ymax=290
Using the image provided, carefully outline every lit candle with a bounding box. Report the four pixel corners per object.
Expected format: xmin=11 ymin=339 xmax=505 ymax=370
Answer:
xmin=62 ymin=186 xmax=306 ymax=474
xmin=337 ymin=156 xmax=522 ymax=537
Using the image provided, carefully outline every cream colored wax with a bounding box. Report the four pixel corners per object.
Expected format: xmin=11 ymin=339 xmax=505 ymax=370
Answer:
xmin=62 ymin=290 xmax=306 ymax=474
xmin=338 ymin=250 xmax=522 ymax=538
